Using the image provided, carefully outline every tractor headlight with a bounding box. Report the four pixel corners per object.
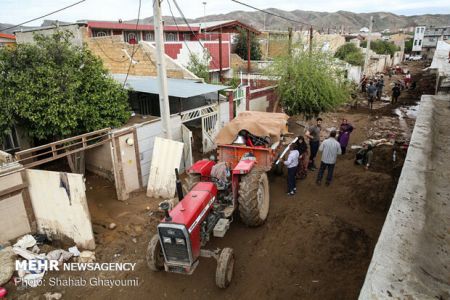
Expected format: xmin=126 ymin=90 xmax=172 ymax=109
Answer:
xmin=175 ymin=238 xmax=185 ymax=245
xmin=163 ymin=237 xmax=171 ymax=244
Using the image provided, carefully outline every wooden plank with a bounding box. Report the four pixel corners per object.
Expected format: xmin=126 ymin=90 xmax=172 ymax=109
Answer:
xmin=0 ymin=183 xmax=27 ymax=199
xmin=20 ymin=139 xmax=111 ymax=169
xmin=15 ymin=128 xmax=110 ymax=157
xmin=20 ymin=171 xmax=37 ymax=232
xmin=133 ymin=129 xmax=144 ymax=189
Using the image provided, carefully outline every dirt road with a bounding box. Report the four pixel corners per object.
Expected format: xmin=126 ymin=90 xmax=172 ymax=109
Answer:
xmin=7 ymin=62 xmax=429 ymax=300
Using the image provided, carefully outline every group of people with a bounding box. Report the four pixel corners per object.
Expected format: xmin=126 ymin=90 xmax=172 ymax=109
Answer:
xmin=280 ymin=117 xmax=365 ymax=196
xmin=360 ymin=74 xmax=385 ymax=109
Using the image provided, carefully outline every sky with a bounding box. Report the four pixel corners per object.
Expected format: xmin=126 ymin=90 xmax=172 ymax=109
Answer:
xmin=1 ymin=0 xmax=450 ymax=27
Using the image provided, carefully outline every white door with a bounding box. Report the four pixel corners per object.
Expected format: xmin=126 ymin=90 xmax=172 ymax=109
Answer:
xmin=181 ymin=124 xmax=193 ymax=170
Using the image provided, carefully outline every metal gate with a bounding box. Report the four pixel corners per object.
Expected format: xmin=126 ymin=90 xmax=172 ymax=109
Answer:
xmin=233 ymin=86 xmax=247 ymax=117
xmin=180 ymin=104 xmax=220 ymax=153
xmin=181 ymin=124 xmax=193 ymax=169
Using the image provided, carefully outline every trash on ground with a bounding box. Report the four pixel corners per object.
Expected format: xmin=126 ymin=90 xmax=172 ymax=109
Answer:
xmin=78 ymin=251 xmax=95 ymax=263
xmin=46 ymin=249 xmax=73 ymax=265
xmin=13 ymin=234 xmax=36 ymax=249
xmin=68 ymin=246 xmax=80 ymax=257
xmin=108 ymin=222 xmax=117 ymax=230
xmin=44 ymin=292 xmax=62 ymax=300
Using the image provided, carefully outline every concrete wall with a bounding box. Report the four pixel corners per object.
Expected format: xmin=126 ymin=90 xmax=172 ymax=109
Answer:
xmin=15 ymin=24 xmax=85 ymax=47
xmin=359 ymin=95 xmax=450 ymax=299
xmin=26 ymin=169 xmax=95 ymax=250
xmin=85 ymin=142 xmax=114 ymax=181
xmin=0 ymin=165 xmax=33 ymax=242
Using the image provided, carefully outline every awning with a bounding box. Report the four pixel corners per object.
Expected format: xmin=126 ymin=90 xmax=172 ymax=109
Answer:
xmin=112 ymin=74 xmax=228 ymax=98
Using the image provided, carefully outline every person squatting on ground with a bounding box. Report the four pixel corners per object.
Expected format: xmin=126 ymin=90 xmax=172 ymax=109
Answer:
xmin=392 ymin=83 xmax=401 ymax=104
xmin=281 ymin=144 xmax=299 ymax=196
xmin=367 ymin=81 xmax=377 ymax=110
xmin=295 ymin=136 xmax=309 ymax=180
xmin=316 ymin=131 xmax=341 ymax=186
xmin=306 ymin=117 xmax=322 ymax=171
xmin=337 ymin=119 xmax=354 ymax=155
xmin=355 ymin=143 xmax=374 ymax=170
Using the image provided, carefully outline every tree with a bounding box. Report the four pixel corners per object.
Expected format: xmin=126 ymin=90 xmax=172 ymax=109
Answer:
xmin=360 ymin=40 xmax=399 ymax=56
xmin=266 ymin=47 xmax=351 ymax=118
xmin=0 ymin=31 xmax=130 ymax=141
xmin=334 ymin=43 xmax=364 ymax=66
xmin=186 ymin=51 xmax=210 ymax=83
xmin=404 ymin=39 xmax=413 ymax=53
xmin=234 ymin=29 xmax=262 ymax=60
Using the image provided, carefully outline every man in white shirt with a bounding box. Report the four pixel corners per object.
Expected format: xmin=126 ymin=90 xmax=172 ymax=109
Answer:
xmin=316 ymin=131 xmax=341 ymax=186
xmin=282 ymin=144 xmax=299 ymax=196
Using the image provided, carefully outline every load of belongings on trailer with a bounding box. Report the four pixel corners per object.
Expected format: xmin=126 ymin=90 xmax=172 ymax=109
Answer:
xmin=215 ymin=111 xmax=289 ymax=147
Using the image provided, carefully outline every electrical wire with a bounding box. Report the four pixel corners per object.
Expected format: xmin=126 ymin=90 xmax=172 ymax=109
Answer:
xmin=167 ymin=0 xmax=193 ymax=57
xmin=171 ymin=0 xmax=220 ymax=69
xmin=122 ymin=0 xmax=142 ymax=88
xmin=2 ymin=0 xmax=87 ymax=32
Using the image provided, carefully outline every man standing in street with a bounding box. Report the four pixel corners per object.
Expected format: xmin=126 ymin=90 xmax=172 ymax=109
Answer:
xmin=306 ymin=117 xmax=322 ymax=171
xmin=316 ymin=130 xmax=341 ymax=186
xmin=281 ymin=144 xmax=299 ymax=196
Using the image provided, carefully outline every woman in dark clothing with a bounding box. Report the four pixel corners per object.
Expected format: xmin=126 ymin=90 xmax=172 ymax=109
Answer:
xmin=337 ymin=119 xmax=354 ymax=154
xmin=295 ymin=136 xmax=309 ymax=179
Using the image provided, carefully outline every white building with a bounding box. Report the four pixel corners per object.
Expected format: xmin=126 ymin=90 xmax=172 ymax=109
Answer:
xmin=412 ymin=25 xmax=426 ymax=53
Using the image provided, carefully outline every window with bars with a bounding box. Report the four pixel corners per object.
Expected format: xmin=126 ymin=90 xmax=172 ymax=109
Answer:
xmin=165 ymin=32 xmax=178 ymax=42
xmin=92 ymin=29 xmax=110 ymax=37
xmin=124 ymin=31 xmax=141 ymax=43
xmin=143 ymin=32 xmax=155 ymax=41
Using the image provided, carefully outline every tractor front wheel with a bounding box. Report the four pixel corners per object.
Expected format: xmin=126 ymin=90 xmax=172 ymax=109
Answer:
xmin=215 ymin=248 xmax=234 ymax=288
xmin=146 ymin=234 xmax=164 ymax=271
xmin=237 ymin=168 xmax=270 ymax=226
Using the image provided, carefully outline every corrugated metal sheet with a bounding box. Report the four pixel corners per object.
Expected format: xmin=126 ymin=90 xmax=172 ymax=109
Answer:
xmin=146 ymin=137 xmax=184 ymax=199
xmin=113 ymin=74 xmax=227 ymax=98
xmin=136 ymin=116 xmax=183 ymax=187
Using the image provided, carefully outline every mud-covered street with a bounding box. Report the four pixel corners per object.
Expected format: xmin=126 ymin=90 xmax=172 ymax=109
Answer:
xmin=6 ymin=62 xmax=432 ymax=300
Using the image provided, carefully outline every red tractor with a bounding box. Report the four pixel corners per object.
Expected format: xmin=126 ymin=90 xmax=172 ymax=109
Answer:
xmin=146 ymin=112 xmax=290 ymax=288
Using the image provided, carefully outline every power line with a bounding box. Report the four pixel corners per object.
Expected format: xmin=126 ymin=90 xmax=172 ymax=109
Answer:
xmin=230 ymin=0 xmax=313 ymax=28
xmin=122 ymin=0 xmax=142 ymax=88
xmin=2 ymin=0 xmax=87 ymax=32
xmin=167 ymin=0 xmax=194 ymax=57
xmin=171 ymin=0 xmax=219 ymax=69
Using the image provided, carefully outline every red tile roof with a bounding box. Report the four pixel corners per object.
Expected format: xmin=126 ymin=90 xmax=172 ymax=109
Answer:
xmin=0 ymin=33 xmax=16 ymax=40
xmin=87 ymin=21 xmax=199 ymax=32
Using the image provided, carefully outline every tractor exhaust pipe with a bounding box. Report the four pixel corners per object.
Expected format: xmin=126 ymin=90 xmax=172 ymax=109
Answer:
xmin=159 ymin=202 xmax=172 ymax=222
xmin=175 ymin=168 xmax=184 ymax=201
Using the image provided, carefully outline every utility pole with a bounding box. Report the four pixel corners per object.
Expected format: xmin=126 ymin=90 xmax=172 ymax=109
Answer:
xmin=202 ymin=2 xmax=207 ymax=19
xmin=153 ymin=0 xmax=172 ymax=139
xmin=309 ymin=26 xmax=313 ymax=54
xmin=288 ymin=27 xmax=293 ymax=57
xmin=363 ymin=16 xmax=374 ymax=76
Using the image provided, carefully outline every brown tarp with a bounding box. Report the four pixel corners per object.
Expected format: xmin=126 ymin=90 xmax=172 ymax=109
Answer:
xmin=215 ymin=111 xmax=289 ymax=145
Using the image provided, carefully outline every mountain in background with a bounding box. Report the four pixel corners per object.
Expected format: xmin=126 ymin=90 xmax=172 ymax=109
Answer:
xmin=134 ymin=9 xmax=450 ymax=32
xmin=2 ymin=9 xmax=450 ymax=34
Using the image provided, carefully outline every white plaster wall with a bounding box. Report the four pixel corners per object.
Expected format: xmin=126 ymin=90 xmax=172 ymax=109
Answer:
xmin=85 ymin=142 xmax=114 ymax=181
xmin=15 ymin=25 xmax=84 ymax=47
xmin=219 ymin=100 xmax=230 ymax=128
xmin=0 ymin=193 xmax=31 ymax=242
xmin=26 ymin=169 xmax=95 ymax=250
xmin=249 ymin=96 xmax=269 ymax=112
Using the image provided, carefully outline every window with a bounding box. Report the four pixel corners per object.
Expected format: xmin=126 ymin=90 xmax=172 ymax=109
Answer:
xmin=414 ymin=40 xmax=418 ymax=46
xmin=420 ymin=27 xmax=424 ymax=33
xmin=165 ymin=32 xmax=178 ymax=42
xmin=124 ymin=31 xmax=140 ymax=43
xmin=183 ymin=33 xmax=191 ymax=41
xmin=416 ymin=28 xmax=420 ymax=33
xmin=418 ymin=40 xmax=422 ymax=46
xmin=92 ymin=29 xmax=110 ymax=37
xmin=143 ymin=32 xmax=154 ymax=41
xmin=2 ymin=126 xmax=20 ymax=153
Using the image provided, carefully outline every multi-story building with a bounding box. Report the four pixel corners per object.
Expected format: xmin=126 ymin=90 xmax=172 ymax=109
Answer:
xmin=0 ymin=33 xmax=16 ymax=47
xmin=412 ymin=25 xmax=450 ymax=59
xmin=412 ymin=25 xmax=426 ymax=54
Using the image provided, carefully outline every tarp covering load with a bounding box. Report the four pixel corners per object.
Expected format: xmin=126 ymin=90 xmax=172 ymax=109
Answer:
xmin=215 ymin=111 xmax=289 ymax=145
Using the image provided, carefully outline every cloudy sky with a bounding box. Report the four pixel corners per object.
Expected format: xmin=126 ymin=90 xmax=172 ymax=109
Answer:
xmin=2 ymin=0 xmax=450 ymax=26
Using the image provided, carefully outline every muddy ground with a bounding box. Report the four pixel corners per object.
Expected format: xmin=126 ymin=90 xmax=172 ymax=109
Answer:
xmin=6 ymin=62 xmax=430 ymax=300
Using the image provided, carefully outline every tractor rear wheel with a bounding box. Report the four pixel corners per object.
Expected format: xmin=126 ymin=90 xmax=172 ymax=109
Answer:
xmin=146 ymin=234 xmax=164 ymax=271
xmin=237 ymin=168 xmax=270 ymax=226
xmin=182 ymin=173 xmax=200 ymax=195
xmin=215 ymin=248 xmax=234 ymax=288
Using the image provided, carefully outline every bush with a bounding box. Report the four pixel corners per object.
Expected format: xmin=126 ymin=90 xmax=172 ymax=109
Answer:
xmin=334 ymin=43 xmax=364 ymax=66
xmin=361 ymin=40 xmax=399 ymax=56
